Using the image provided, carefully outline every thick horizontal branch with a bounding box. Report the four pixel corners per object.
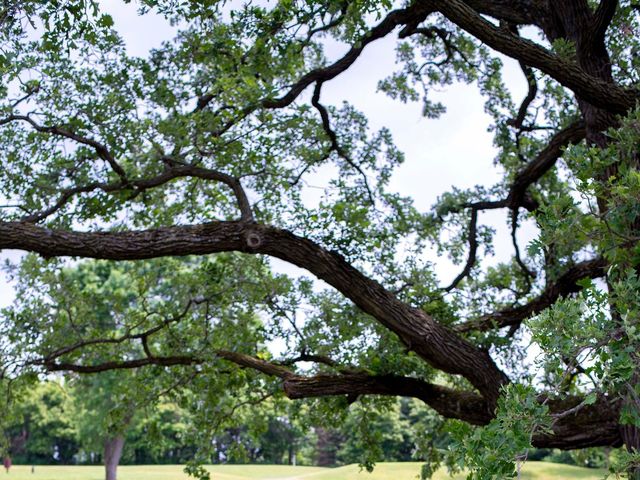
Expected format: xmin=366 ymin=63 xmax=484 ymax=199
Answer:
xmin=222 ymin=350 xmax=623 ymax=448
xmin=37 ymin=341 xmax=623 ymax=449
xmin=534 ymin=395 xmax=623 ymax=449
xmin=461 ymin=0 xmax=543 ymax=25
xmin=283 ymin=373 xmax=492 ymax=425
xmin=456 ymin=257 xmax=608 ymax=332
xmin=0 ymin=219 xmax=508 ymax=405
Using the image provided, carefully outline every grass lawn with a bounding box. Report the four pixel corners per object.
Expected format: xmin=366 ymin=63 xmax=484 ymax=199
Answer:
xmin=5 ymin=462 xmax=607 ymax=479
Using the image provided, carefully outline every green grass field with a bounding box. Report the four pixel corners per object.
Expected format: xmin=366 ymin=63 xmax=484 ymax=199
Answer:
xmin=5 ymin=462 xmax=607 ymax=479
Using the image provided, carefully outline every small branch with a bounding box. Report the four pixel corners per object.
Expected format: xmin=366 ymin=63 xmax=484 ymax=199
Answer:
xmin=40 ymin=299 xmax=197 ymax=361
xmin=508 ymin=61 xmax=538 ymax=130
xmin=43 ymin=355 xmax=199 ymax=373
xmin=0 ymin=114 xmax=128 ymax=183
xmin=20 ymin=163 xmax=254 ymax=223
xmin=311 ymin=81 xmax=375 ymax=204
xmin=262 ymin=3 xmax=434 ymax=109
xmin=510 ymin=208 xmax=536 ymax=284
xmin=505 ymin=120 xmax=586 ymax=211
xmin=444 ymin=207 xmax=478 ymax=292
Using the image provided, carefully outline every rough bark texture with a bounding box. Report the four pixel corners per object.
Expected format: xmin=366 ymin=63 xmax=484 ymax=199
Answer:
xmin=0 ymin=220 xmax=509 ymax=408
xmin=538 ymin=1 xmax=640 ymax=461
xmin=1 ymin=0 xmax=638 ymax=456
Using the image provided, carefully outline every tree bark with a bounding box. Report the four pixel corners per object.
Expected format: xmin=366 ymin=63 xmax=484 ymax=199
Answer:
xmin=104 ymin=436 xmax=125 ymax=480
xmin=0 ymin=220 xmax=509 ymax=407
xmin=537 ymin=2 xmax=640 ymax=468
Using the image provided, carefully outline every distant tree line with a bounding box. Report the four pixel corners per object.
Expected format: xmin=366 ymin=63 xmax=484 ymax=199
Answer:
xmin=4 ymin=380 xmax=618 ymax=470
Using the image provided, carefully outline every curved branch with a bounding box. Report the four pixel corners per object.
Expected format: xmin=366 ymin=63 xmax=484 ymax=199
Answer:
xmin=283 ymin=373 xmax=492 ymax=426
xmin=0 ymin=219 xmax=509 ymax=404
xmin=261 ymin=3 xmax=434 ymax=109
xmin=21 ymin=162 xmax=254 ymax=223
xmin=434 ymin=0 xmax=637 ymax=114
xmin=33 ymin=340 xmax=625 ymax=448
xmin=40 ymin=299 xmax=198 ymax=361
xmin=444 ymin=207 xmax=479 ymax=292
xmin=440 ymin=120 xmax=585 ymax=292
xmin=311 ymin=82 xmax=374 ymax=204
xmin=591 ymin=0 xmax=619 ymax=43
xmin=207 ymin=350 xmax=624 ymax=448
xmin=505 ymin=120 xmax=586 ymax=211
xmin=455 ymin=257 xmax=608 ymax=332
xmin=510 ymin=208 xmax=536 ymax=284
xmin=508 ymin=61 xmax=538 ymax=130
xmin=0 ymin=114 xmax=128 ymax=182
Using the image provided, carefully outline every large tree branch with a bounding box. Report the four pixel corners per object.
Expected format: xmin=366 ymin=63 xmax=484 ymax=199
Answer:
xmin=218 ymin=350 xmax=623 ymax=449
xmin=591 ymin=0 xmax=619 ymax=43
xmin=36 ymin=338 xmax=624 ymax=448
xmin=432 ymin=0 xmax=637 ymax=114
xmin=0 ymin=219 xmax=509 ymax=404
xmin=283 ymin=373 xmax=492 ymax=426
xmin=455 ymin=257 xmax=608 ymax=332
xmin=461 ymin=0 xmax=543 ymax=25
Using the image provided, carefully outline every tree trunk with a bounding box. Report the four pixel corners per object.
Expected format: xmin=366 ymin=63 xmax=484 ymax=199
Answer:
xmin=104 ymin=436 xmax=125 ymax=480
xmin=540 ymin=6 xmax=640 ymax=473
xmin=621 ymin=422 xmax=640 ymax=479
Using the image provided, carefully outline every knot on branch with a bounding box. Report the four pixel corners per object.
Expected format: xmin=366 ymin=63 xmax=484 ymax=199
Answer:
xmin=245 ymin=231 xmax=262 ymax=249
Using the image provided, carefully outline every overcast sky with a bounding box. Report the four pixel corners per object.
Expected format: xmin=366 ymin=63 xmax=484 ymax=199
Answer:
xmin=0 ymin=2 xmax=532 ymax=308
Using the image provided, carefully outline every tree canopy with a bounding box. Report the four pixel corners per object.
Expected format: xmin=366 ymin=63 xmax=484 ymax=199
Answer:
xmin=1 ymin=0 xmax=639 ymax=478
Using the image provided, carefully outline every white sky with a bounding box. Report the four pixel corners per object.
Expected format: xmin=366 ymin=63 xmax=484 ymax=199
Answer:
xmin=0 ymin=2 xmax=533 ymax=308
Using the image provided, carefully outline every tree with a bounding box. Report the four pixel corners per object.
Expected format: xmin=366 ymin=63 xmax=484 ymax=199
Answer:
xmin=3 ymin=380 xmax=78 ymax=465
xmin=0 ymin=0 xmax=639 ymax=478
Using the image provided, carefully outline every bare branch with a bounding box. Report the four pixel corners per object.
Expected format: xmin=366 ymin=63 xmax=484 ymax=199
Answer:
xmin=444 ymin=207 xmax=479 ymax=292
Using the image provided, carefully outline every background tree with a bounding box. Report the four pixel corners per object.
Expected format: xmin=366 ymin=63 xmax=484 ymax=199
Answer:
xmin=3 ymin=380 xmax=78 ymax=465
xmin=0 ymin=0 xmax=639 ymax=478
